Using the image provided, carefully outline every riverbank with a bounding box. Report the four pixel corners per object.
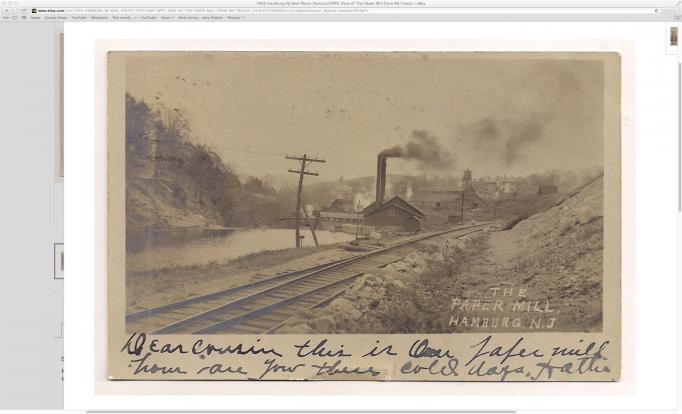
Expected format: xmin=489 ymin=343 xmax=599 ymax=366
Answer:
xmin=125 ymin=228 xmax=428 ymax=314
xmin=126 ymin=227 xmax=356 ymax=273
xmin=126 ymin=243 xmax=359 ymax=314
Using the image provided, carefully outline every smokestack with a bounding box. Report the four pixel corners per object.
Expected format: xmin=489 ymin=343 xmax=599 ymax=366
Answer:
xmin=380 ymin=156 xmax=387 ymax=203
xmin=376 ymin=155 xmax=387 ymax=204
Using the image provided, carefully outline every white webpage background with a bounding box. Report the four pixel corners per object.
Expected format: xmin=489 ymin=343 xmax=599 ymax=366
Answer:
xmin=65 ymin=21 xmax=675 ymax=411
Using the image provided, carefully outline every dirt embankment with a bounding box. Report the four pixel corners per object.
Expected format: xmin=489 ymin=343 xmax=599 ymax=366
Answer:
xmin=276 ymin=176 xmax=604 ymax=334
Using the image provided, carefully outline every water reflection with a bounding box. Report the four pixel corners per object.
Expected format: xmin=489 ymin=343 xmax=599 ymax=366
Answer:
xmin=126 ymin=227 xmax=354 ymax=273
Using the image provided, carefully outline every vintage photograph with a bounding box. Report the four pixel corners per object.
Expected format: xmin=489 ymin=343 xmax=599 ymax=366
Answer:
xmin=114 ymin=52 xmax=617 ymax=339
xmin=672 ymin=26 xmax=679 ymax=46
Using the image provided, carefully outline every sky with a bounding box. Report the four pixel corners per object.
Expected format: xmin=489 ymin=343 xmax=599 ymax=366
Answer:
xmin=124 ymin=52 xmax=608 ymax=183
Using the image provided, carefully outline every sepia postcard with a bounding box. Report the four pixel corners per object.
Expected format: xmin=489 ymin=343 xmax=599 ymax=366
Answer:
xmin=108 ymin=51 xmax=621 ymax=381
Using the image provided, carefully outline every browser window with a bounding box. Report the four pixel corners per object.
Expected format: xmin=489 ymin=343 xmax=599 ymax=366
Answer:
xmin=0 ymin=2 xmax=680 ymax=413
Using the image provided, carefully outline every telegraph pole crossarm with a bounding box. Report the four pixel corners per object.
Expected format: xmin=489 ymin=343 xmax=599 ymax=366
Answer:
xmin=287 ymin=169 xmax=319 ymax=176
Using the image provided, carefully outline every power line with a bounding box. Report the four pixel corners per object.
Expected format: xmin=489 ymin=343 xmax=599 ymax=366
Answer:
xmin=210 ymin=146 xmax=286 ymax=157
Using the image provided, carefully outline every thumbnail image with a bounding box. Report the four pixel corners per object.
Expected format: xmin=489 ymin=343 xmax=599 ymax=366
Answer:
xmin=671 ymin=26 xmax=678 ymax=46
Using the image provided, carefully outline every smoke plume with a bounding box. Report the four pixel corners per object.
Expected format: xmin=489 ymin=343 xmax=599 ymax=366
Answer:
xmin=465 ymin=118 xmax=544 ymax=166
xmin=380 ymin=130 xmax=455 ymax=170
xmin=352 ymin=192 xmax=374 ymax=211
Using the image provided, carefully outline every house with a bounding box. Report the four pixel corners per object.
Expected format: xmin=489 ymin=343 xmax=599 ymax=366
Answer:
xmin=498 ymin=176 xmax=524 ymax=194
xmin=362 ymin=196 xmax=425 ymax=232
xmin=472 ymin=175 xmax=530 ymax=197
xmin=472 ymin=179 xmax=500 ymax=195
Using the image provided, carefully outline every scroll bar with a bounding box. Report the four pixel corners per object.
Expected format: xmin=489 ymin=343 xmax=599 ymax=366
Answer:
xmin=676 ymin=50 xmax=682 ymax=414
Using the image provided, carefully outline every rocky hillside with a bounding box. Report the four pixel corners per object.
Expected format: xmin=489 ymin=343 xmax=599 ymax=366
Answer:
xmin=494 ymin=174 xmax=604 ymax=330
xmin=125 ymin=95 xmax=293 ymax=232
xmin=126 ymin=146 xmax=231 ymax=231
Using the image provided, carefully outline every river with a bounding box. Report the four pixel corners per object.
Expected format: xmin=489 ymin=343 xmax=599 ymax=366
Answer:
xmin=126 ymin=227 xmax=355 ymax=273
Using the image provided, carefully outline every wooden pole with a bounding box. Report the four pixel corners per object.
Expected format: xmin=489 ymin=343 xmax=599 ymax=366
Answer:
xmin=294 ymin=154 xmax=306 ymax=247
xmin=286 ymin=154 xmax=325 ymax=248
xmin=301 ymin=205 xmax=319 ymax=247
xmin=355 ymin=200 xmax=362 ymax=240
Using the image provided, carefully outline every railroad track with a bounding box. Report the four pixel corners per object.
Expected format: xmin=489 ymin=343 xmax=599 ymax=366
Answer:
xmin=126 ymin=222 xmax=497 ymax=335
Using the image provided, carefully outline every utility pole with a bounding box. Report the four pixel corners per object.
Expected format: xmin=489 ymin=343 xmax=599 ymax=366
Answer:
xmin=286 ymin=153 xmax=325 ymax=248
xmin=459 ymin=191 xmax=465 ymax=224
xmin=355 ymin=199 xmax=362 ymax=240
xmin=300 ymin=207 xmax=319 ymax=247
xmin=300 ymin=195 xmax=319 ymax=247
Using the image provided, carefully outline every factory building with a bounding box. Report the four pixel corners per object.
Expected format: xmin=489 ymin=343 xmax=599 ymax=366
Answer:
xmin=362 ymin=154 xmax=425 ymax=232
xmin=362 ymin=196 xmax=425 ymax=232
xmin=324 ymin=198 xmax=357 ymax=214
xmin=410 ymin=169 xmax=486 ymax=211
xmin=410 ymin=188 xmax=485 ymax=211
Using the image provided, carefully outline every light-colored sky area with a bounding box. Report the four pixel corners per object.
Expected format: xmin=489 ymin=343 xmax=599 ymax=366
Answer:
xmin=125 ymin=52 xmax=605 ymax=182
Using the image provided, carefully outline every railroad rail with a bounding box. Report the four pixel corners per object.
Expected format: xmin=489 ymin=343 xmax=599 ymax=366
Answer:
xmin=126 ymin=222 xmax=497 ymax=335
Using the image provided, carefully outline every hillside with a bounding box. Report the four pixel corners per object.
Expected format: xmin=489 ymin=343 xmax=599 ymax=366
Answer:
xmin=488 ymin=175 xmax=605 ymax=330
xmin=125 ymin=95 xmax=294 ymax=232
xmin=126 ymin=144 xmax=233 ymax=231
